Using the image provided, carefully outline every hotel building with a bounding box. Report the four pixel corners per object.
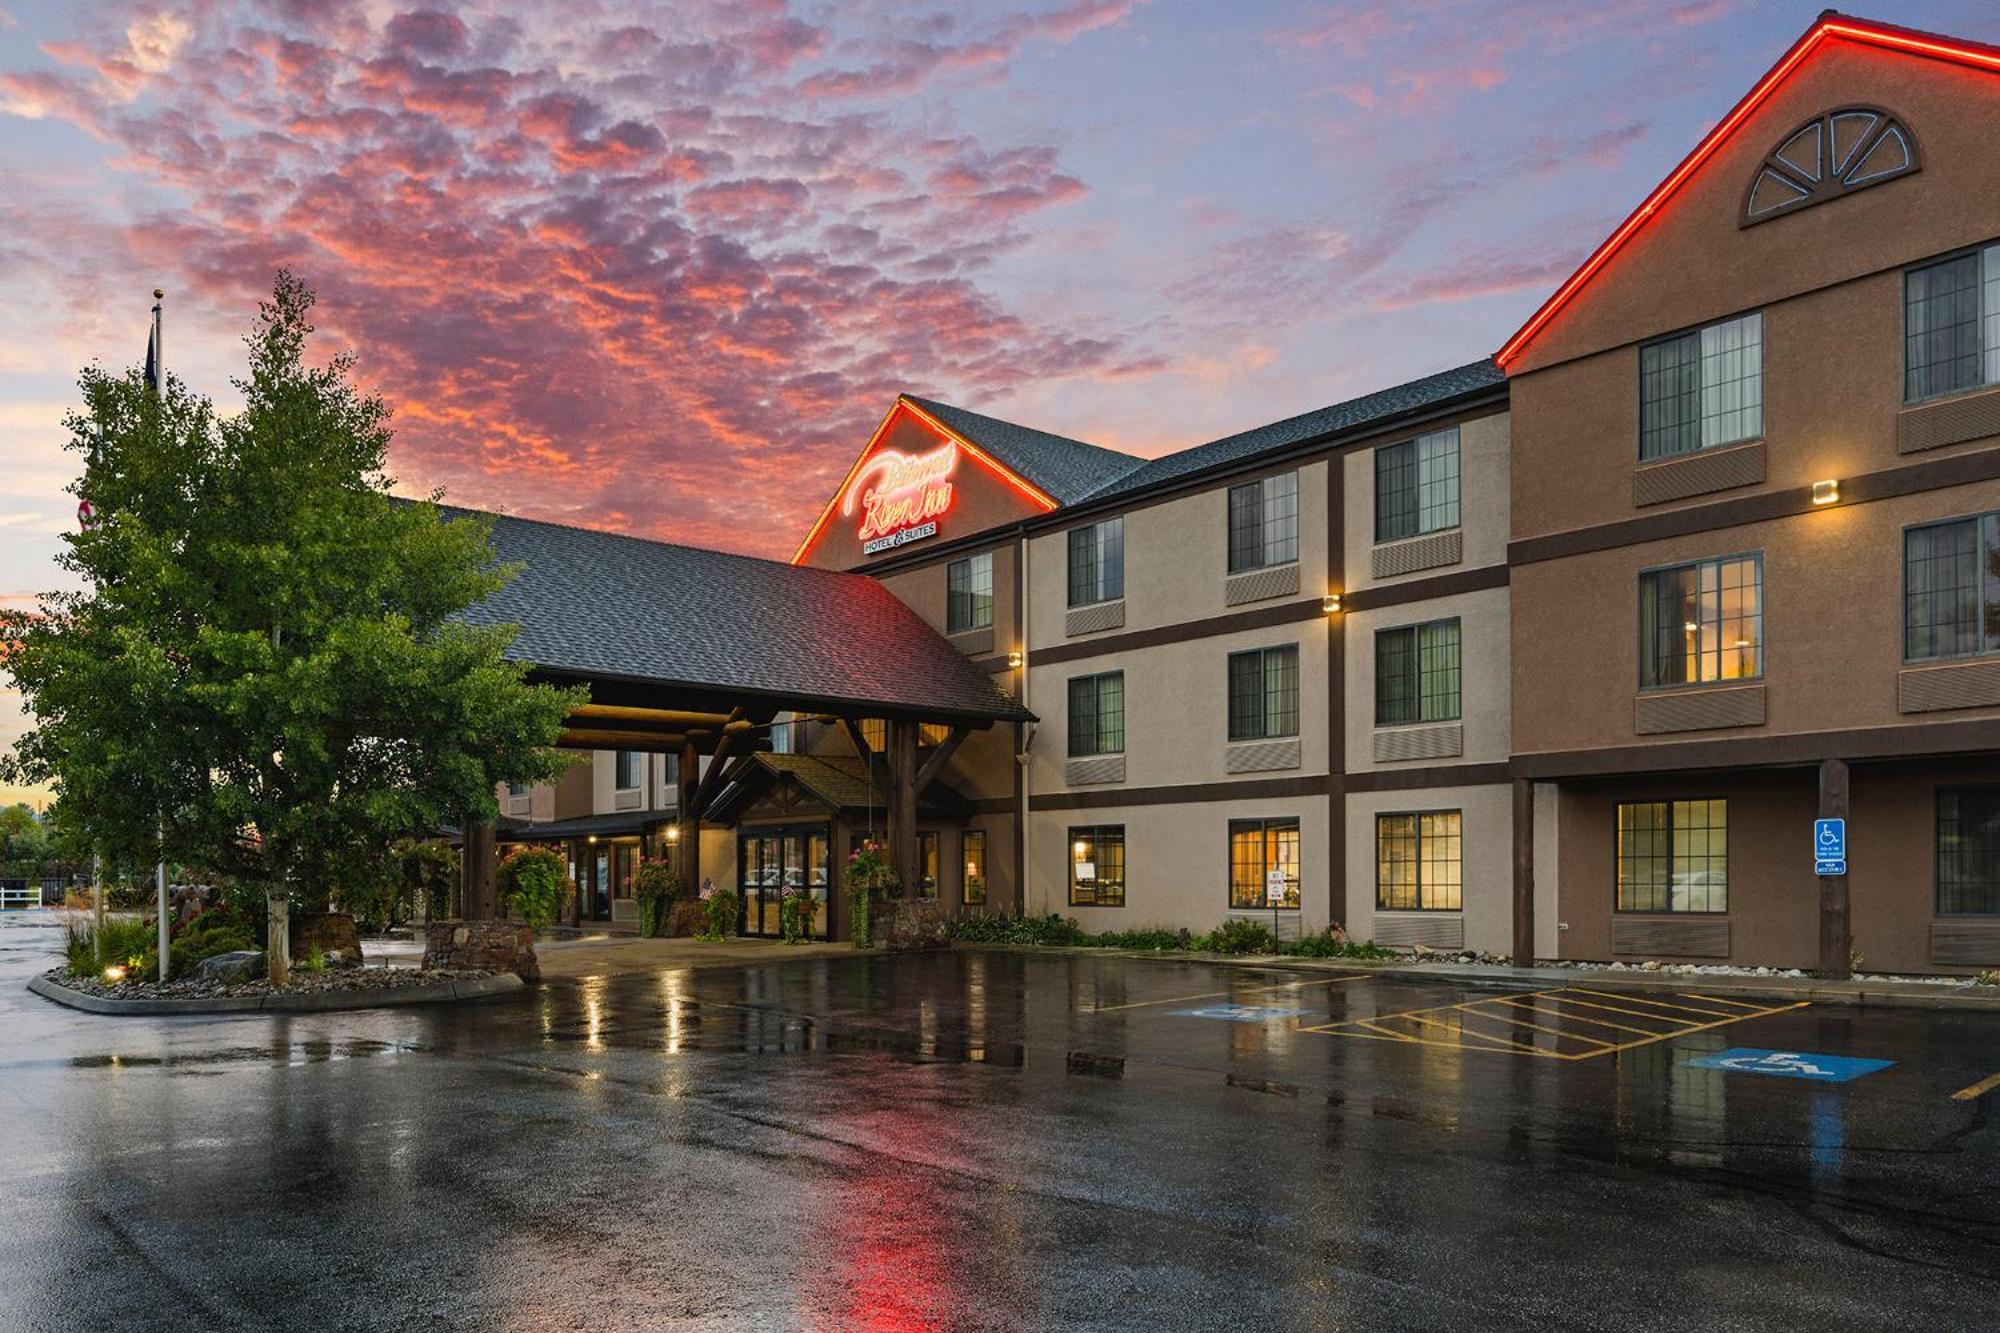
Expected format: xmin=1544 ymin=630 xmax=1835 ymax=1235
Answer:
xmin=486 ymin=14 xmax=2000 ymax=977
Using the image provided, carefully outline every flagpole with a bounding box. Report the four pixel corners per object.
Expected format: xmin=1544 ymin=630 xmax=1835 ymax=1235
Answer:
xmin=150 ymin=287 xmax=169 ymax=983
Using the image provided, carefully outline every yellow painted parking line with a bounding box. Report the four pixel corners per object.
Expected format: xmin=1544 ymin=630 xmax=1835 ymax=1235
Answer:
xmin=1681 ymin=992 xmax=1775 ymax=1010
xmin=1309 ymin=987 xmax=1808 ymax=1061
xmin=1090 ymin=974 xmax=1368 ymax=1013
xmin=1491 ymin=996 xmax=1661 ymax=1037
xmin=1952 ymin=1071 xmax=2000 ymax=1101
xmin=1565 ymin=988 xmax=1743 ymax=1019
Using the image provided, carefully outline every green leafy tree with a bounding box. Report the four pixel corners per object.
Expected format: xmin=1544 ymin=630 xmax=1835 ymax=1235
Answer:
xmin=0 ymin=272 xmax=582 ymax=941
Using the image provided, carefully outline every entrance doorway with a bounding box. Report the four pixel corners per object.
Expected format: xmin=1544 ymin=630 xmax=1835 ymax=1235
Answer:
xmin=738 ymin=824 xmax=832 ymax=939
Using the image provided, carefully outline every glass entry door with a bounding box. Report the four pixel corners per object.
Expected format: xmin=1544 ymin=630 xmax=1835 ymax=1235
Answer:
xmin=739 ymin=825 xmax=831 ymax=939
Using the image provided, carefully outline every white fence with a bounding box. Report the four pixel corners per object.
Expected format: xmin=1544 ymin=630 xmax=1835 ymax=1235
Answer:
xmin=0 ymin=883 xmax=45 ymax=910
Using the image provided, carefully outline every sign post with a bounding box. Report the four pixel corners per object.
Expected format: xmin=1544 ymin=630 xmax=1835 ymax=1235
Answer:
xmin=1817 ymin=759 xmax=1852 ymax=980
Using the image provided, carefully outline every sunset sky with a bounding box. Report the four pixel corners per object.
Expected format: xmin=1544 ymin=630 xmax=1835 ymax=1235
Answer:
xmin=3 ymin=0 xmax=1996 ymax=805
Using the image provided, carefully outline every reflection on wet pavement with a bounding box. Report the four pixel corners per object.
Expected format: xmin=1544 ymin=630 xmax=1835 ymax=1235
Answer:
xmin=1 ymin=908 xmax=1997 ymax=1331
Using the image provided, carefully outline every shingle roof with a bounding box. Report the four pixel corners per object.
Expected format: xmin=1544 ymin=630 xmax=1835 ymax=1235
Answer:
xmin=902 ymin=395 xmax=1141 ymax=504
xmin=1075 ymin=358 xmax=1505 ymax=503
xmin=449 ymin=509 xmax=1032 ymax=725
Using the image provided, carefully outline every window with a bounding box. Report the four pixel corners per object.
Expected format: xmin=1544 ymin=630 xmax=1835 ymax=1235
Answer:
xmin=963 ymin=830 xmax=987 ymax=906
xmin=947 ymin=551 xmax=994 ymax=632
xmin=1069 ymin=826 xmax=1125 ymax=906
xmin=507 ymin=781 xmax=530 ymax=799
xmin=1638 ymin=555 xmax=1762 ymax=688
xmin=1937 ymin=787 xmax=2000 ymax=915
xmin=858 ymin=718 xmax=886 ymax=752
xmin=1229 ymin=818 xmax=1300 ymax=909
xmin=1228 ymin=645 xmax=1300 ymax=741
xmin=1375 ymin=811 xmax=1462 ymax=911
xmin=1067 ymin=671 xmax=1125 ymax=757
xmin=1639 ymin=312 xmax=1763 ymax=460
xmin=614 ymin=750 xmax=642 ymax=791
xmin=1374 ymin=428 xmax=1460 ymax=542
xmin=1067 ymin=518 xmax=1124 ymax=606
xmin=1905 ymin=245 xmax=2000 ymax=402
xmin=1904 ymin=514 xmax=2000 ymax=661
xmin=918 ymin=722 xmax=951 ymax=746
xmin=1617 ymin=799 xmax=1728 ymax=913
xmin=769 ymin=715 xmax=795 ymax=754
xmin=1227 ymin=471 xmax=1299 ymax=572
xmin=1375 ymin=619 xmax=1461 ymax=725
xmin=917 ymin=831 xmax=939 ymax=899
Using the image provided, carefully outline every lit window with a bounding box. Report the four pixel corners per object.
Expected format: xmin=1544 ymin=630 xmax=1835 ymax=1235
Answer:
xmin=1227 ymin=645 xmax=1299 ymax=741
xmin=1228 ymin=471 xmax=1299 ymax=572
xmin=918 ymin=722 xmax=951 ymax=746
xmin=1640 ymin=313 xmax=1763 ymax=460
xmin=1069 ymin=826 xmax=1125 ymax=906
xmin=917 ymin=831 xmax=938 ymax=900
xmin=1375 ymin=428 xmax=1460 ymax=542
xmin=1375 ymin=619 xmax=1461 ymax=725
xmin=1067 ymin=518 xmax=1124 ymax=606
xmin=1617 ymin=800 xmax=1727 ymax=913
xmin=1229 ymin=818 xmax=1300 ymax=909
xmin=859 ymin=718 xmax=886 ymax=752
xmin=1906 ymin=245 xmax=2000 ymax=402
xmin=947 ymin=551 xmax=994 ymax=632
xmin=962 ymin=830 xmax=987 ymax=906
xmin=1375 ymin=811 xmax=1462 ymax=911
xmin=1638 ymin=555 xmax=1762 ymax=688
xmin=1067 ymin=672 xmax=1124 ymax=757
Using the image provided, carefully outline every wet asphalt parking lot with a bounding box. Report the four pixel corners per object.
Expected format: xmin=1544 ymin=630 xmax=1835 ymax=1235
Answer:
xmin=0 ymin=909 xmax=1996 ymax=1332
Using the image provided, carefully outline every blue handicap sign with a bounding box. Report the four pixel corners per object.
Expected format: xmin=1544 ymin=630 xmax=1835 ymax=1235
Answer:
xmin=1814 ymin=818 xmax=1846 ymax=876
xmin=1174 ymin=1004 xmax=1302 ymax=1024
xmin=1684 ymin=1047 xmax=1893 ymax=1083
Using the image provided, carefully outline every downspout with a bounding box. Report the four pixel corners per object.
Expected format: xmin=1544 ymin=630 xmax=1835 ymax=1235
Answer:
xmin=1017 ymin=531 xmax=1031 ymax=917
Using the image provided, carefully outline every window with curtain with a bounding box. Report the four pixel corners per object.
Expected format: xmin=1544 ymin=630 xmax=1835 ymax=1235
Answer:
xmin=1070 ymin=826 xmax=1125 ymax=906
xmin=1375 ymin=811 xmax=1462 ymax=911
xmin=1638 ymin=555 xmax=1763 ymax=688
xmin=1906 ymin=245 xmax=2000 ymax=402
xmin=1227 ymin=471 xmax=1300 ymax=572
xmin=1374 ymin=427 xmax=1461 ymax=542
xmin=1067 ymin=518 xmax=1124 ymax=606
xmin=1617 ymin=800 xmax=1728 ymax=913
xmin=1229 ymin=818 xmax=1300 ymax=909
xmin=962 ymin=830 xmax=987 ymax=905
xmin=1227 ymin=645 xmax=1300 ymax=741
xmin=1067 ymin=672 xmax=1125 ymax=757
xmin=1374 ymin=619 xmax=1461 ymax=725
xmin=946 ymin=551 xmax=994 ymax=632
xmin=1639 ymin=312 xmax=1763 ymax=460
xmin=1905 ymin=514 xmax=2000 ymax=662
xmin=614 ymin=749 xmax=642 ymax=791
xmin=1937 ymin=786 xmax=2000 ymax=915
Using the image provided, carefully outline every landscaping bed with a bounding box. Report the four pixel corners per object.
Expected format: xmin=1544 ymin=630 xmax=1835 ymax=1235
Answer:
xmin=31 ymin=964 xmax=522 ymax=1015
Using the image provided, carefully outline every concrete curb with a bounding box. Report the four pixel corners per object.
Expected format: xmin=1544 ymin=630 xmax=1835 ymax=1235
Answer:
xmin=27 ymin=971 xmax=526 ymax=1016
xmin=954 ymin=944 xmax=2000 ymax=1012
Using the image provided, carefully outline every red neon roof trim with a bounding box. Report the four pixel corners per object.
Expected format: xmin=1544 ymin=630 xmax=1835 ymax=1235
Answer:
xmin=789 ymin=396 xmax=1058 ymax=565
xmin=1495 ymin=13 xmax=2000 ymax=371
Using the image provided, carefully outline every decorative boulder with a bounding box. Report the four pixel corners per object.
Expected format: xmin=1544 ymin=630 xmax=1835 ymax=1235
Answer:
xmin=877 ymin=897 xmax=950 ymax=952
xmin=295 ymin=912 xmax=363 ymax=962
xmin=423 ymin=919 xmax=540 ymax=982
xmin=191 ymin=950 xmax=267 ymax=984
xmin=666 ymin=898 xmax=710 ymax=938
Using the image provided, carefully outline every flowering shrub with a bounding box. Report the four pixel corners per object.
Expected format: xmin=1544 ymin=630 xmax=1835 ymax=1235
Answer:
xmin=843 ymin=841 xmax=898 ymax=949
xmin=632 ymin=857 xmax=680 ymax=937
xmin=779 ymin=889 xmax=816 ymax=944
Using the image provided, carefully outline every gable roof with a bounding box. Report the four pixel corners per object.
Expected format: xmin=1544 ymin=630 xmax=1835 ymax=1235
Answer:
xmin=899 ymin=395 xmax=1142 ymax=504
xmin=1076 ymin=358 xmax=1505 ymax=504
xmin=448 ymin=508 xmax=1032 ymax=725
xmin=1496 ymin=11 xmax=2000 ymax=371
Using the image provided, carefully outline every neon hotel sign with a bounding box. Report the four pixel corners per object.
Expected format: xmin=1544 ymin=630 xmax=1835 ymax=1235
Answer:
xmin=843 ymin=441 xmax=959 ymax=555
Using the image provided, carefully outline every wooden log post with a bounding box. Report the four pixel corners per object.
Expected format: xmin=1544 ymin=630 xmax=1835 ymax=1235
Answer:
xmin=463 ymin=818 xmax=498 ymax=920
xmin=890 ymin=720 xmax=919 ymax=896
xmin=678 ymin=739 xmax=701 ymax=893
xmin=1818 ymin=758 xmax=1852 ymax=980
xmin=1511 ymin=778 xmax=1535 ymax=967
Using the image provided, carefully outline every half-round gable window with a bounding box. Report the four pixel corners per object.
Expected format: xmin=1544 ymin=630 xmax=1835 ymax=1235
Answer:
xmin=1743 ymin=107 xmax=1919 ymax=225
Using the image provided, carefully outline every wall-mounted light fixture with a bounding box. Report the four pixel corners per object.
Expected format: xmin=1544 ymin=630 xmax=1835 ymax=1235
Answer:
xmin=1322 ymin=593 xmax=1343 ymax=614
xmin=1812 ymin=479 xmax=1840 ymax=505
xmin=665 ymin=824 xmax=681 ymax=844
xmin=1007 ymin=650 xmax=1025 ymax=669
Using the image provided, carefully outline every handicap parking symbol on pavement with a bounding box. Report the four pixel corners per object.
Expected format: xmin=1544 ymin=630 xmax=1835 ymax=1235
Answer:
xmin=1174 ymin=1004 xmax=1303 ymax=1024
xmin=1684 ymin=1047 xmax=1893 ymax=1082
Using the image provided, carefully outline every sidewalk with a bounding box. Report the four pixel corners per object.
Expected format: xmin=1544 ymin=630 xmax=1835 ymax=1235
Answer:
xmin=1062 ymin=947 xmax=2000 ymax=1012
